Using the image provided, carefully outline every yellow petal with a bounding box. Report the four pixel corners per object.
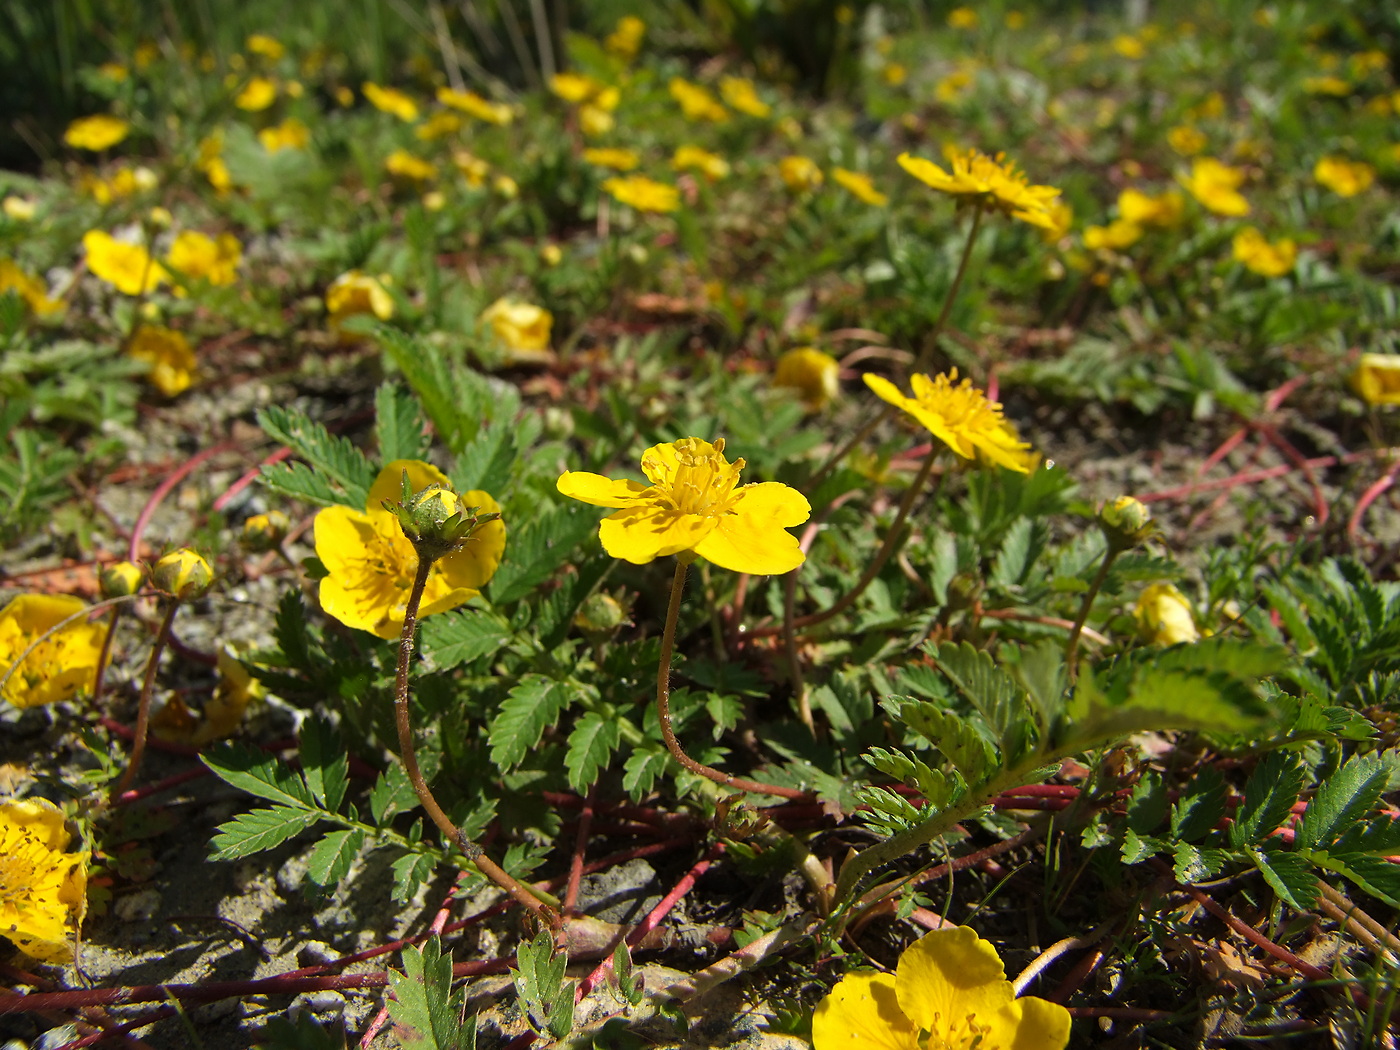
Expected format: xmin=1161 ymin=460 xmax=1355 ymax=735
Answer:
xmin=369 ymin=459 xmax=453 ymax=510
xmin=597 ymin=506 xmax=714 ymax=564
xmin=437 ymin=489 xmax=506 ymax=590
xmin=693 ymin=483 xmax=809 ymax=575
xmin=812 ymin=972 xmax=917 ymax=1050
xmin=557 ymin=471 xmax=650 ymax=507
xmin=313 ymin=504 xmax=374 ymax=574
xmin=1001 ymin=994 xmax=1074 ymax=1050
xmin=894 ymin=927 xmax=1013 ymax=1040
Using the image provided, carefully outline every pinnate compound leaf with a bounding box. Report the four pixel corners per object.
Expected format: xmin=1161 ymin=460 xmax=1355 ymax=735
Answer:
xmin=489 ymin=675 xmax=574 ymax=771
xmin=305 ymin=829 xmax=365 ymax=891
xmin=488 ymin=505 xmax=599 ymax=605
xmin=256 ymin=404 xmax=374 ymax=508
xmin=1294 ymin=753 xmax=1389 ymax=851
xmin=1230 ymin=751 xmax=1305 ymax=849
xmin=202 ymin=743 xmax=316 ymax=809
xmin=299 ymin=717 xmax=348 ymax=814
xmin=884 ymin=698 xmax=996 ymax=786
xmin=389 ymin=936 xmax=474 ymax=1050
xmin=1246 ymin=846 xmax=1318 ymax=909
xmin=375 ymin=381 xmax=433 ymax=463
xmin=623 ymin=746 xmax=671 ymax=800
xmin=370 ymin=762 xmax=418 ymax=824
xmin=392 ymin=851 xmax=439 ymax=905
xmin=565 ymin=712 xmax=621 ymax=793
xmin=420 ymin=608 xmax=512 ymax=670
xmin=1171 ymin=765 xmax=1228 ymax=842
xmin=209 ymin=805 xmax=322 ymax=860
xmin=513 ymin=931 xmax=574 ymax=1040
xmin=926 ymin=641 xmax=1026 ymax=747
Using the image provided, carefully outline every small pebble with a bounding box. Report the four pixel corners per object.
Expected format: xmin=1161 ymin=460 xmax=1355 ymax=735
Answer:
xmin=114 ymin=888 xmax=161 ymax=922
xmin=298 ymin=940 xmax=338 ymax=967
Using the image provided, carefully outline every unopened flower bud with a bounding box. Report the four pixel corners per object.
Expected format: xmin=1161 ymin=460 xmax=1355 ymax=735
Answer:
xmin=385 ymin=474 xmax=502 ymax=563
xmin=574 ymin=592 xmax=627 ymax=637
xmin=240 ymin=511 xmax=289 ymax=552
xmin=99 ymin=560 xmax=145 ymax=598
xmin=1099 ymin=495 xmax=1154 ymax=550
xmin=151 ymin=548 xmax=214 ymax=600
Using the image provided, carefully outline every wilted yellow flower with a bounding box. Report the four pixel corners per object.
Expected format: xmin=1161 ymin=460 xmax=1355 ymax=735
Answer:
xmin=898 ymin=148 xmax=1061 ymax=229
xmin=1232 ymin=227 xmax=1297 ymax=277
xmin=0 ymin=259 xmax=62 ymax=317
xmin=235 ymin=76 xmax=278 ymax=111
xmin=1083 ymin=219 xmax=1143 ymax=251
xmin=316 ymin=461 xmax=505 ymax=638
xmin=246 ymin=33 xmax=285 ymax=60
xmin=166 ymin=230 xmax=242 ymax=286
xmin=813 ymin=927 xmax=1070 ymax=1050
xmin=98 ymin=61 xmax=128 ymax=81
xmin=1178 ymin=157 xmax=1250 ymax=216
xmin=602 ymin=175 xmax=680 ymax=213
xmin=83 ymin=231 xmax=168 ymax=296
xmin=670 ymin=78 xmax=728 ymax=122
xmin=81 ymin=165 xmax=159 ymax=205
xmin=258 ymin=116 xmax=310 ymax=152
xmin=363 ymin=82 xmax=419 ymax=122
xmin=719 ymin=76 xmax=770 ymax=118
xmin=1351 ymin=353 xmax=1400 ymax=406
xmin=0 ymin=595 xmax=104 ymax=710
xmin=864 ymin=370 xmax=1035 ymax=473
xmin=415 ymin=110 xmax=462 ymax=140
xmin=385 ymin=149 xmax=437 ymax=182
xmin=333 ymin=85 xmax=354 ymax=107
xmin=1303 ymin=75 xmax=1351 ymax=96
xmin=0 ymin=798 xmax=88 ymax=963
xmin=2 ymin=196 xmax=36 ymax=221
xmin=582 ymin=147 xmax=640 ymax=172
xmin=1314 ymin=156 xmax=1374 ymax=197
xmin=1117 ymin=188 xmax=1184 ymax=228
xmin=436 ymin=87 xmax=513 ymax=125
xmin=947 ymin=6 xmax=979 ymax=29
xmin=549 ymin=72 xmax=604 ymax=104
xmin=127 ymin=326 xmax=197 ymax=396
xmin=672 ymin=145 xmax=730 ymax=181
xmin=558 ymin=437 xmax=809 ymax=574
xmin=1135 ymin=583 xmax=1199 ymax=645
xmin=326 ymin=270 xmax=394 ymax=326
xmin=453 ymin=149 xmax=491 ymax=187
xmin=832 ymin=168 xmax=888 ymax=206
xmin=779 ymin=155 xmax=824 ymax=192
xmin=606 ymin=15 xmax=646 ymax=59
xmin=540 ymin=243 xmax=563 ymax=267
xmin=155 ymin=645 xmax=264 ymax=745
xmin=775 ymin=348 xmax=840 ymax=410
xmin=63 ymin=114 xmax=130 ymax=151
xmin=480 ymin=297 xmax=553 ymax=357
xmin=1112 ymin=34 xmax=1145 ymax=59
xmin=1167 ymin=125 xmax=1207 ymax=156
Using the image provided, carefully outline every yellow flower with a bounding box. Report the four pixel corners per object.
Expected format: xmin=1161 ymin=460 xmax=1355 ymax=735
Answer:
xmin=864 ymin=370 xmax=1035 ymax=473
xmin=946 ymin=6 xmax=979 ymax=29
xmin=832 ymin=168 xmax=888 ymax=206
xmin=0 ymin=595 xmax=104 ymax=710
xmin=1314 ymin=156 xmax=1374 ymax=197
xmin=1167 ymin=125 xmax=1207 ymax=156
xmin=385 ymin=149 xmax=438 ymax=182
xmin=0 ymin=258 xmax=62 ymax=316
xmin=98 ymin=62 xmax=128 ymax=81
xmin=436 ymin=87 xmax=513 ymax=125
xmin=63 ymin=114 xmax=129 ymax=151
xmin=779 ymin=155 xmax=824 ymax=193
xmin=152 ymin=547 xmax=214 ymax=599
xmin=1178 ymin=157 xmax=1250 ymax=216
xmin=813 ymin=927 xmax=1070 ymax=1050
xmin=258 ymin=116 xmax=310 ymax=152
xmin=1117 ymin=188 xmax=1184 ymax=228
xmin=1135 ymin=583 xmax=1199 ymax=645
xmin=235 ymin=76 xmax=278 ymax=111
xmin=415 ymin=110 xmax=462 ymax=140
xmin=83 ymin=231 xmax=168 ymax=296
xmin=493 ymin=174 xmax=519 ymax=199
xmin=549 ymin=72 xmax=604 ymax=104
xmin=1351 ymin=353 xmax=1400 ymax=406
xmin=480 ymin=297 xmax=553 ymax=356
xmin=166 ymin=230 xmax=242 ymax=286
xmin=155 ymin=645 xmax=264 ymax=745
xmin=775 ymin=348 xmax=840 ymax=411
xmin=1303 ymin=75 xmax=1351 ymax=96
xmin=605 ymin=15 xmax=646 ymax=59
xmin=241 ymin=511 xmax=290 ymax=552
xmin=672 ymin=145 xmax=730 ymax=181
xmin=81 ymin=165 xmax=159 ymax=205
xmin=315 ymin=461 xmax=505 ymax=639
xmin=935 ymin=69 xmax=975 ymax=104
xmin=1112 ymin=34 xmax=1145 ymax=59
xmin=898 ymin=149 xmax=1061 ymax=229
xmin=1041 ymin=200 xmax=1073 ymax=241
xmin=197 ymin=133 xmax=232 ymax=194
xmin=127 ymin=325 xmax=197 ymax=396
xmin=882 ymin=62 xmax=908 ymax=86
xmin=557 ymin=437 xmax=809 ymax=574
xmin=602 ymin=175 xmax=680 ymax=213
xmin=719 ymin=76 xmax=770 ymax=118
xmin=669 ymin=78 xmax=728 ymax=122
xmin=1083 ymin=219 xmax=1143 ymax=251
xmin=363 ymin=82 xmax=419 ymax=122
xmin=1232 ymin=227 xmax=1297 ymax=277
xmin=0 ymin=798 xmax=88 ymax=963
xmin=3 ymin=196 xmax=36 ymax=221
xmin=326 ymin=270 xmax=395 ymax=326
xmin=246 ymin=33 xmax=285 ymax=60
xmin=582 ymin=147 xmax=640 ymax=172
xmin=453 ymin=150 xmax=491 ymax=187
xmin=580 ymin=103 xmax=615 ymax=137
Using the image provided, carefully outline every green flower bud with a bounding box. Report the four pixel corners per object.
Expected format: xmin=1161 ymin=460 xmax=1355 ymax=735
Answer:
xmin=573 ymin=593 xmax=628 ymax=637
xmin=384 ymin=473 xmax=502 ymax=563
xmin=99 ymin=560 xmax=145 ymax=599
xmin=240 ymin=511 xmax=290 ymax=552
xmin=151 ymin=548 xmax=214 ymax=600
xmin=1099 ymin=495 xmax=1154 ymax=550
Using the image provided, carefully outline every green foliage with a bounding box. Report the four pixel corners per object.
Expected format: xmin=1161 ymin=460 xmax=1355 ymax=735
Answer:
xmin=512 ymin=931 xmax=574 ymax=1041
xmin=387 ymin=937 xmax=475 ymax=1050
xmin=257 ymin=404 xmax=376 ymax=508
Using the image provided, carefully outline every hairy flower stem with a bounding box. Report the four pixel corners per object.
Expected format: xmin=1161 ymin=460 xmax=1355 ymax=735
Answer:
xmin=113 ymin=600 xmax=179 ymax=798
xmin=917 ymin=202 xmax=985 ymax=373
xmin=657 ymin=560 xmax=805 ymax=800
xmin=1064 ymin=547 xmax=1120 ymax=677
xmin=92 ymin=606 xmax=122 ymax=708
xmin=395 ymin=557 xmax=558 ymax=928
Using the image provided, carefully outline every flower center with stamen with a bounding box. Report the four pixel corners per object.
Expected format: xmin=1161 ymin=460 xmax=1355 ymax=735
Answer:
xmin=647 ymin=438 xmax=745 ymax=517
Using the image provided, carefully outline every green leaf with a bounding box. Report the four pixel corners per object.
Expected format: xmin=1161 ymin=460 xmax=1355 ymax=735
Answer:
xmin=1310 ymin=853 xmax=1400 ymax=908
xmin=306 ymin=829 xmax=365 ymax=890
xmin=925 ymin=641 xmax=1031 ymax=758
xmin=990 ymin=516 xmax=1045 ymax=589
xmin=1008 ymin=639 xmax=1066 ymax=733
xmin=375 ymin=382 xmax=433 ymax=462
xmin=299 ymin=718 xmax=349 ymax=815
xmin=256 ymin=404 xmax=374 ymax=508
xmin=209 ymin=805 xmax=322 ymax=860
xmin=392 ymin=851 xmax=440 ymax=904
xmin=623 ymin=745 xmax=671 ymax=800
xmin=1230 ymin=751 xmax=1305 ymax=848
xmin=388 ymin=936 xmax=473 ymax=1049
xmin=1246 ymin=846 xmax=1317 ymax=909
xmin=1173 ymin=842 xmax=1228 ymax=884
xmin=274 ymin=591 xmax=314 ymax=670
xmin=488 ymin=505 xmax=600 ymax=605
xmin=1171 ymin=765 xmax=1227 ymax=842
xmin=202 ymin=743 xmax=315 ymax=809
xmin=1126 ymin=771 xmax=1168 ymax=835
xmin=419 ymin=608 xmax=512 ymax=670
xmin=1294 ymin=754 xmax=1389 ymax=852
xmin=513 ymin=931 xmax=574 ymax=1040
xmin=489 ymin=675 xmax=574 ymax=771
xmin=452 ymin=423 xmax=517 ymax=497
xmin=258 ymin=460 xmax=355 ymax=508
xmin=885 ymin=698 xmax=997 ymax=786
xmin=565 ymin=712 xmax=621 ymax=793
xmin=370 ymin=763 xmax=419 ymax=824
xmin=863 ymin=746 xmax=960 ymax=808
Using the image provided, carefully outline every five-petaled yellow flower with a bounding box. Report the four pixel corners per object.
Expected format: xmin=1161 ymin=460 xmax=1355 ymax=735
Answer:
xmin=0 ymin=594 xmax=104 ymax=710
xmin=557 ymin=438 xmax=810 ymax=575
xmin=436 ymin=87 xmax=513 ymax=125
xmin=813 ymin=926 xmax=1070 ymax=1050
xmin=583 ymin=147 xmax=640 ymax=172
xmin=1351 ymin=353 xmax=1400 ymax=407
xmin=775 ymin=348 xmax=841 ymax=411
xmin=1232 ymin=227 xmax=1297 ymax=277
xmin=63 ymin=114 xmax=130 ymax=151
xmin=672 ymin=145 xmax=730 ymax=181
xmin=480 ymin=297 xmax=553 ymax=356
xmin=0 ymin=798 xmax=89 ymax=963
xmin=326 ymin=270 xmax=395 ymax=327
xmin=363 ymin=82 xmax=419 ymax=122
xmin=83 ymin=231 xmax=168 ymax=296
xmin=1178 ymin=157 xmax=1250 ymax=216
xmin=898 ymin=148 xmax=1061 ymax=229
xmin=1313 ymin=156 xmax=1374 ymax=198
xmin=315 ymin=461 xmax=505 ymax=639
xmin=127 ymin=325 xmax=198 ymax=396
xmin=865 ymin=370 xmax=1035 ymax=473
xmin=602 ymin=175 xmax=680 ymax=213
xmin=0 ymin=258 xmax=62 ymax=316
xmin=259 ymin=117 xmax=311 ymax=152
xmin=166 ymin=230 xmax=242 ymax=286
